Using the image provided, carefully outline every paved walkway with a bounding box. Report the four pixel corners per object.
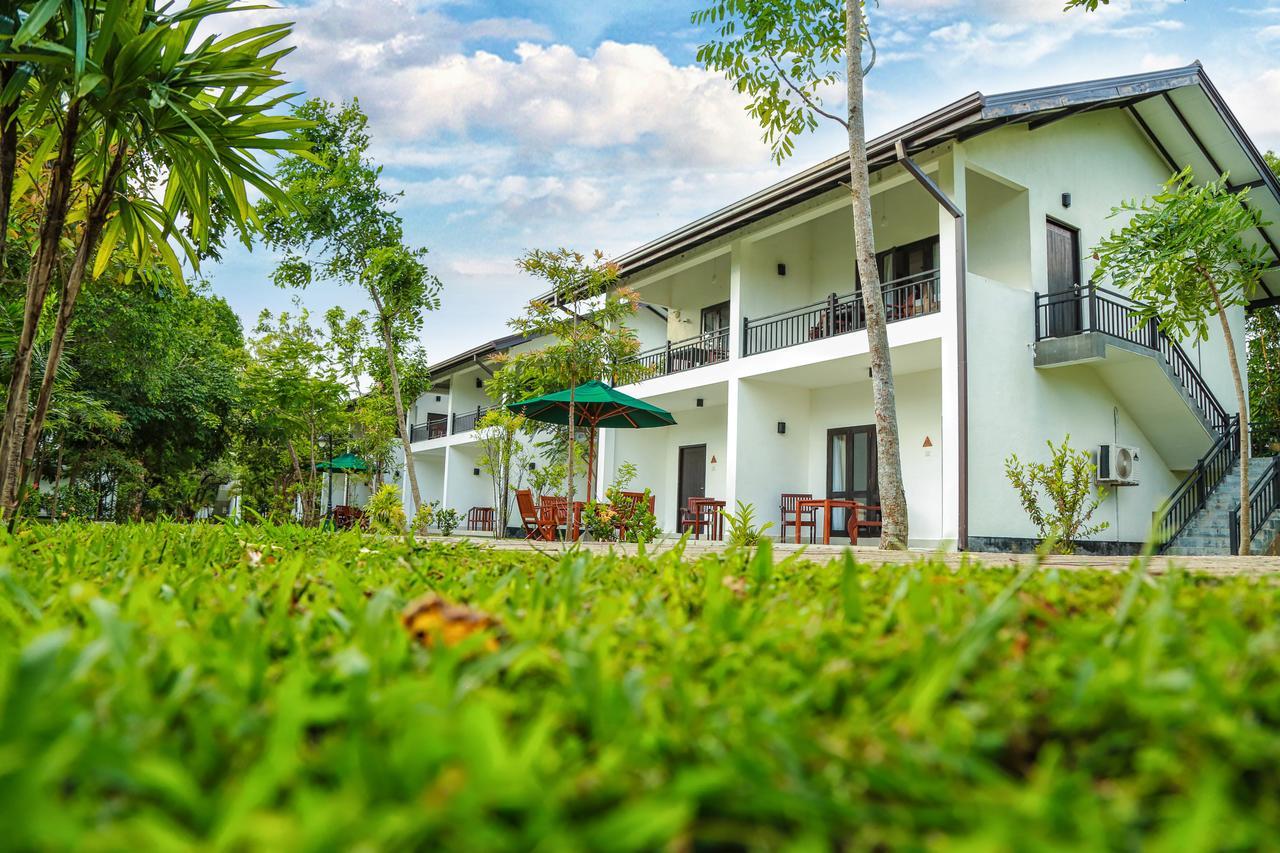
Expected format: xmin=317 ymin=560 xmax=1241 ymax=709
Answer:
xmin=446 ymin=536 xmax=1280 ymax=577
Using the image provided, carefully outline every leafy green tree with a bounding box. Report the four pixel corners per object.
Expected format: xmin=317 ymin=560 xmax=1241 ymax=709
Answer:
xmin=1249 ymin=152 xmax=1280 ymax=458
xmin=258 ymin=99 xmax=441 ymax=517
xmin=239 ymin=306 xmax=347 ymax=525
xmin=1090 ymin=169 xmax=1271 ymax=554
xmin=494 ymin=249 xmax=646 ymax=507
xmin=56 ymin=274 xmax=244 ymax=519
xmin=0 ymin=0 xmax=306 ymax=512
xmin=475 ymin=408 xmax=530 ymax=537
xmin=693 ymin=0 xmax=910 ymax=549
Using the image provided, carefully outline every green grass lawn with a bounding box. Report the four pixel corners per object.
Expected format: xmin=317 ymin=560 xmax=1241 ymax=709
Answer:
xmin=1 ymin=523 xmax=1278 ymax=850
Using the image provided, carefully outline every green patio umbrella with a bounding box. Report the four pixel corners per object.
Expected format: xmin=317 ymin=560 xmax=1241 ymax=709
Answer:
xmin=316 ymin=453 xmax=370 ymax=513
xmin=315 ymin=452 xmax=369 ymax=472
xmin=507 ymin=380 xmax=676 ymax=497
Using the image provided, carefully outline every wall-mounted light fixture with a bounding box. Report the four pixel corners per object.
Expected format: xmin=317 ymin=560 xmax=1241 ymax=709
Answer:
xmin=922 ymin=436 xmax=933 ymax=448
xmin=777 ymin=263 xmax=787 ymax=276
xmin=475 ymin=377 xmax=484 ymax=389
xmin=1061 ymin=192 xmax=1072 ymax=209
xmin=473 ymin=467 xmax=480 ymax=476
xmin=710 ymin=455 xmax=717 ymax=464
xmin=867 ymin=367 xmax=873 ymax=379
xmin=696 ymin=397 xmax=704 ymax=407
xmin=777 ymin=421 xmax=787 ymax=435
xmin=528 ymin=462 xmax=537 ymax=470
xmin=435 ymin=395 xmax=442 ymax=402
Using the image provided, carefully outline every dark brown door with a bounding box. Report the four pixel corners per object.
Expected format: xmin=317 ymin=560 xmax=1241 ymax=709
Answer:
xmin=701 ymin=301 xmax=729 ymax=334
xmin=677 ymin=444 xmax=707 ymax=527
xmin=827 ymin=426 xmax=878 ymax=539
xmin=1046 ymin=220 xmax=1081 ymax=337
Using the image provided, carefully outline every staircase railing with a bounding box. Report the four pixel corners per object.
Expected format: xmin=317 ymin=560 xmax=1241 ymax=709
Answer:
xmin=1157 ymin=414 xmax=1239 ymax=549
xmin=1229 ymin=459 xmax=1280 ymax=554
xmin=1034 ymin=286 xmax=1232 ymax=434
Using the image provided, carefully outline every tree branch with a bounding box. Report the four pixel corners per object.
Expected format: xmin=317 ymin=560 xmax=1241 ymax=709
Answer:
xmin=767 ymin=53 xmax=849 ymax=130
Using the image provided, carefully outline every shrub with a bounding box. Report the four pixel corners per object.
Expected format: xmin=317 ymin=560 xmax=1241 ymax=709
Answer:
xmin=434 ymin=506 xmax=461 ymax=536
xmin=1005 ymin=435 xmax=1108 ymax=554
xmin=366 ymin=483 xmax=407 ymax=534
xmin=721 ymin=500 xmax=774 ymax=547
xmin=580 ymin=500 xmax=618 ymax=541
xmin=411 ymin=500 xmax=438 ymax=535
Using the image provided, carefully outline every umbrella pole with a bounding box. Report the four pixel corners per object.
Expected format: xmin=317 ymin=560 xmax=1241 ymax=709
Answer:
xmin=587 ymin=424 xmax=597 ymax=501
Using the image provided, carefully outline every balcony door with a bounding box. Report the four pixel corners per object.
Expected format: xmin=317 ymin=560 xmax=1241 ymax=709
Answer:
xmin=1046 ymin=220 xmax=1082 ymax=337
xmin=827 ymin=425 xmax=878 ymax=540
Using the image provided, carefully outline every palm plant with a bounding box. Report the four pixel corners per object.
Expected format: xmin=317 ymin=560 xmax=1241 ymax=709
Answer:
xmin=0 ymin=0 xmax=307 ymax=509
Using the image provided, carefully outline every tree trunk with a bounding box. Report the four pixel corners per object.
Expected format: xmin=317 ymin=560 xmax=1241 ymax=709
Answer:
xmin=0 ymin=101 xmax=82 ymax=510
xmin=372 ymin=307 xmax=421 ymax=515
xmin=1208 ymin=284 xmax=1251 ymax=554
xmin=50 ymin=444 xmax=64 ymax=522
xmin=19 ymin=147 xmax=127 ymax=488
xmin=845 ymin=0 xmax=908 ymax=550
xmin=286 ymin=439 xmax=305 ymax=521
xmin=0 ymin=64 xmax=20 ymax=269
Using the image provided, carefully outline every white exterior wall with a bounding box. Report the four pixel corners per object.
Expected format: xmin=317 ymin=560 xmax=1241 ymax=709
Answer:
xmin=395 ymin=104 xmax=1256 ymax=550
xmin=608 ymin=403 xmax=729 ymax=531
xmin=960 ymin=111 xmax=1242 ymax=545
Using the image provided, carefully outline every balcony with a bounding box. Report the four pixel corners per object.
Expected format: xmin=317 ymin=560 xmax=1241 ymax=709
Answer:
xmin=1033 ymin=286 xmax=1230 ymax=435
xmin=451 ymin=404 xmax=497 ymax=434
xmin=410 ymin=414 xmax=448 ymax=443
xmin=743 ymin=269 xmax=941 ymax=357
xmin=622 ymin=327 xmax=730 ymax=381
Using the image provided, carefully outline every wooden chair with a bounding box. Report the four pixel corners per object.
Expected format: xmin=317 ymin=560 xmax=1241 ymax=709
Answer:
xmin=780 ymin=493 xmax=817 ymax=543
xmin=846 ymin=503 xmax=884 ymax=542
xmin=332 ymin=505 xmax=364 ymax=530
xmin=540 ymin=496 xmax=569 ymax=540
xmin=466 ymin=506 xmax=495 ymax=532
xmin=614 ymin=490 xmax=656 ymax=540
xmin=680 ymin=497 xmax=721 ymax=539
xmin=516 ymin=489 xmax=552 ymax=540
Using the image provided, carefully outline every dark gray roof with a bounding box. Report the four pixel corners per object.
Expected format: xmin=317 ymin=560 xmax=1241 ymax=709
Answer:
xmin=427 ymin=332 xmax=528 ymax=379
xmin=610 ymin=63 xmax=1280 ymax=300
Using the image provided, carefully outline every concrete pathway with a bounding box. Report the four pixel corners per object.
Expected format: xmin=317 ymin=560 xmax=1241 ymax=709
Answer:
xmin=440 ymin=536 xmax=1280 ymax=577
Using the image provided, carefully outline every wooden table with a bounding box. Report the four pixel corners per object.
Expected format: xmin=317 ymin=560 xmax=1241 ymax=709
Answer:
xmin=795 ymin=498 xmax=862 ymax=544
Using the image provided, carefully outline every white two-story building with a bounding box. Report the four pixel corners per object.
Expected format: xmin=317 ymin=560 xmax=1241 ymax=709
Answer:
xmin=399 ymin=65 xmax=1280 ymax=555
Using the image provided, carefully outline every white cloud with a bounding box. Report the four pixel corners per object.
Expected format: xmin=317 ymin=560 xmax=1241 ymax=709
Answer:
xmin=361 ymin=40 xmax=768 ymax=168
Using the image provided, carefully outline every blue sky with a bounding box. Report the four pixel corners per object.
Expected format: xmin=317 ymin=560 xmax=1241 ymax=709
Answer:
xmin=206 ymin=0 xmax=1280 ymax=361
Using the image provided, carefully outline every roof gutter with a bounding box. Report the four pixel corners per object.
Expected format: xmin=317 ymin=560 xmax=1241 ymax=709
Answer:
xmin=895 ymin=141 xmax=969 ymax=551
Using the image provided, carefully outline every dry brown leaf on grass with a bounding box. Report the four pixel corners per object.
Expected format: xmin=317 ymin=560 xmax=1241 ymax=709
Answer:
xmin=401 ymin=594 xmax=503 ymax=652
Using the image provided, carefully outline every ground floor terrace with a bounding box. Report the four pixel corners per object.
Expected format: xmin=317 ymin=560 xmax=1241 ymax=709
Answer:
xmin=405 ymin=339 xmax=952 ymax=547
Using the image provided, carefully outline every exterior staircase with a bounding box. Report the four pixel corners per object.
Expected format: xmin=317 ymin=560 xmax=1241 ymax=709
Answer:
xmin=1164 ymin=458 xmax=1280 ymax=556
xmin=1033 ymin=286 xmax=1280 ymax=556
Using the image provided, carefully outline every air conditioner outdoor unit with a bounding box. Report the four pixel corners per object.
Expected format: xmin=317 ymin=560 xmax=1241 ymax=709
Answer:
xmin=1097 ymin=444 xmax=1139 ymax=485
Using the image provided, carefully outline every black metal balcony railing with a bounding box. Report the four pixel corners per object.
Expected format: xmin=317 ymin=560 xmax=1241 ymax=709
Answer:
xmin=623 ymin=327 xmax=730 ymax=380
xmin=409 ymin=415 xmax=448 ymax=443
xmin=451 ymin=404 xmax=496 ymax=434
xmin=1034 ymin=286 xmax=1232 ymax=435
xmin=742 ymin=269 xmax=941 ymax=357
xmin=1231 ymin=458 xmax=1279 ymax=555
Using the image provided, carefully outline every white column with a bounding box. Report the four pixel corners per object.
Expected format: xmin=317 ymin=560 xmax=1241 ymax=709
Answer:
xmin=728 ymin=239 xmax=746 ymax=360
xmin=937 ymin=145 xmax=967 ymax=548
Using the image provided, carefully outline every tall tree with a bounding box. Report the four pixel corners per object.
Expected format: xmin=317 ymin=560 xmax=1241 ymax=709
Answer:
xmin=239 ymin=306 xmax=347 ymax=525
xmin=693 ymin=0 xmax=910 ymax=549
xmin=258 ymin=99 xmax=442 ymax=516
xmin=0 ymin=0 xmax=305 ymax=511
xmin=495 ymin=249 xmax=647 ymax=508
xmin=1090 ymin=169 xmax=1271 ymax=554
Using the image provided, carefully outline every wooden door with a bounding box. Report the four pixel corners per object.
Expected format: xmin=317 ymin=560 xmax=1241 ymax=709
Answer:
xmin=677 ymin=444 xmax=707 ymax=527
xmin=827 ymin=426 xmax=878 ymax=539
xmin=1046 ymin=220 xmax=1081 ymax=337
